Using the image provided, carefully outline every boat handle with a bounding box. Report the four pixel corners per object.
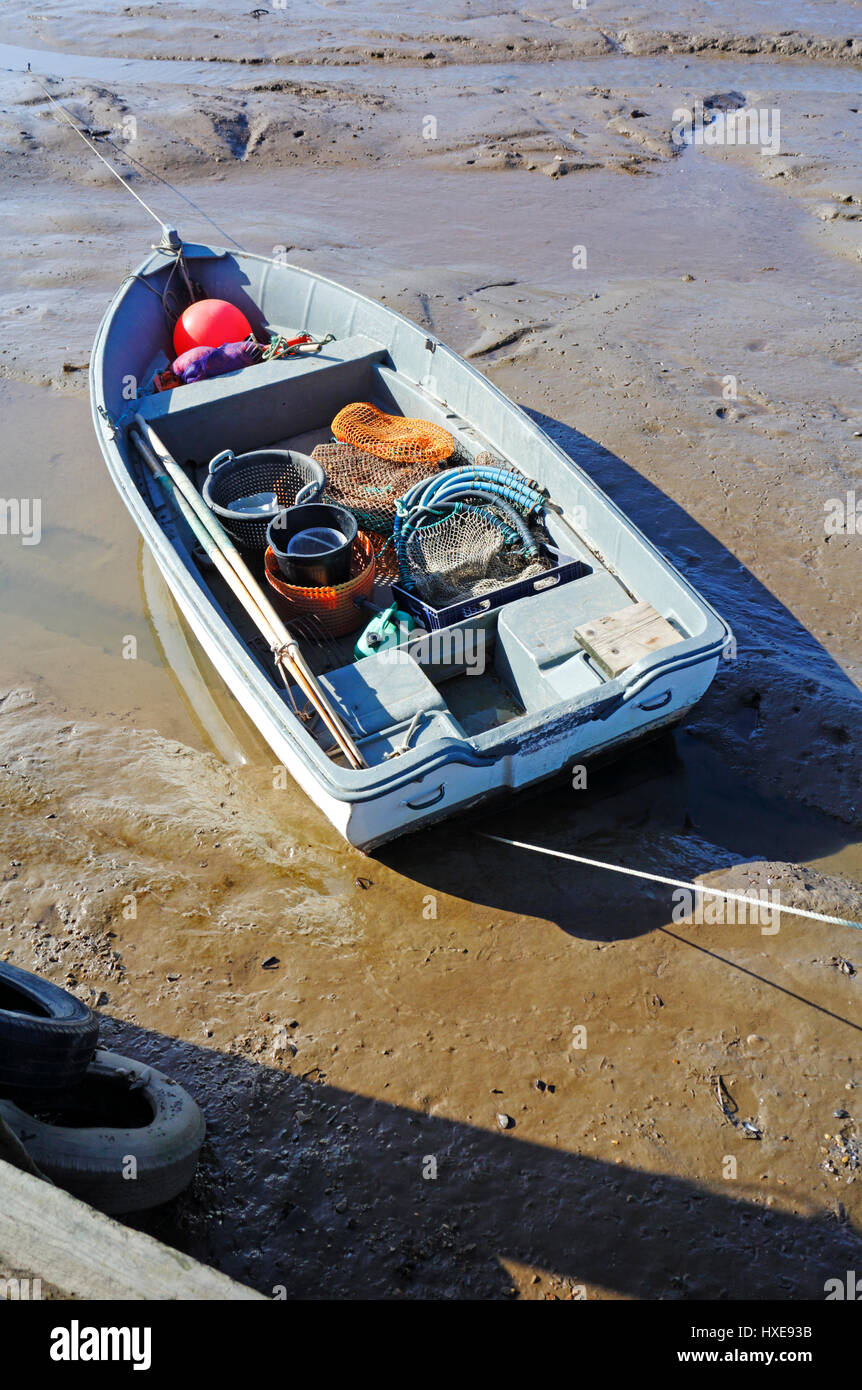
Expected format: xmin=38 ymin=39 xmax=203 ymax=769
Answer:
xmin=208 ymin=449 xmax=235 ymax=474
xmin=295 ymin=479 xmax=321 ymax=506
xmin=400 ymin=782 xmax=446 ymax=810
xmin=638 ymin=688 xmax=673 ymax=711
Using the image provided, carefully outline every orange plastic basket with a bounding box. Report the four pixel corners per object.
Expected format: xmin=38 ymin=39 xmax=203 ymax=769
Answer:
xmin=331 ymin=402 xmax=455 ymax=465
xmin=263 ymin=530 xmax=376 ymax=637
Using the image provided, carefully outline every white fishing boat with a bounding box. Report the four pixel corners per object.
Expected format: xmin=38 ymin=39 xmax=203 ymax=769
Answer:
xmin=91 ymin=231 xmax=732 ymax=850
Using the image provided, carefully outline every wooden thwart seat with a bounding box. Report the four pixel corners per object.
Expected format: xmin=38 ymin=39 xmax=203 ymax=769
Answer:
xmin=574 ymin=601 xmax=683 ymax=677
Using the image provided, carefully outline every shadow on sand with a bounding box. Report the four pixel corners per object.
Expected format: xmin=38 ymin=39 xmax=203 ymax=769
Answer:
xmin=525 ymin=408 xmax=858 ymax=695
xmin=104 ymin=1016 xmax=862 ymax=1301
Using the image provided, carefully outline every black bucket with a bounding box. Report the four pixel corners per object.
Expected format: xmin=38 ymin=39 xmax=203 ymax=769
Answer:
xmin=267 ymin=504 xmax=358 ymax=587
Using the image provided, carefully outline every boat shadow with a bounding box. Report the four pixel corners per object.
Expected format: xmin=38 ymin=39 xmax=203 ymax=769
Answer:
xmin=378 ymin=409 xmax=861 ymax=942
xmin=106 ymin=1016 xmax=862 ymax=1300
xmin=524 ymin=407 xmax=859 ymax=694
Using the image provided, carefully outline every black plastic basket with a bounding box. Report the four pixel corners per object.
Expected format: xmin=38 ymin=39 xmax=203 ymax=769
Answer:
xmin=202 ymin=447 xmax=326 ymax=551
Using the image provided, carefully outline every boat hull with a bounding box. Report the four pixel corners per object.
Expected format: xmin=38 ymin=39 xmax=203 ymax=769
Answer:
xmin=158 ymin=557 xmax=715 ymax=849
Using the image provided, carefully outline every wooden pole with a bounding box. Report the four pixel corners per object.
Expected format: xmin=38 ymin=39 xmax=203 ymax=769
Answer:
xmin=129 ymin=422 xmax=366 ymax=769
xmin=133 ymin=416 xmax=365 ymax=762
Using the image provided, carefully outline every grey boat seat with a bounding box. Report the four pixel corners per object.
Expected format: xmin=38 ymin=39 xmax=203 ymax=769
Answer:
xmin=495 ymin=568 xmax=632 ymax=710
xmin=137 ymin=333 xmax=389 ymax=462
xmin=312 ymin=651 xmax=464 ymax=765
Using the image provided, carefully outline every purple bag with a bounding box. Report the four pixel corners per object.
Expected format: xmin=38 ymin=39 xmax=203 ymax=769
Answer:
xmin=171 ymin=339 xmax=258 ymax=385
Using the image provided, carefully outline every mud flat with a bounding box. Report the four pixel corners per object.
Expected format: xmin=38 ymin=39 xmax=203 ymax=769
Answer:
xmin=0 ymin=2 xmax=860 ymax=1298
xmin=3 ymin=0 xmax=862 ymax=66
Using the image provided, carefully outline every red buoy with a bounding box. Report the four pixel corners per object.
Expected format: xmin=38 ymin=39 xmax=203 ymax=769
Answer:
xmin=173 ymin=299 xmax=253 ymax=356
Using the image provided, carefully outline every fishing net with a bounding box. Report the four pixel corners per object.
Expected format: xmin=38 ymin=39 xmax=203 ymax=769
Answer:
xmin=364 ymin=530 xmax=400 ymax=584
xmin=312 ymin=441 xmax=433 ymax=537
xmin=404 ymin=506 xmax=551 ymax=609
xmin=331 ymin=402 xmax=455 ymax=465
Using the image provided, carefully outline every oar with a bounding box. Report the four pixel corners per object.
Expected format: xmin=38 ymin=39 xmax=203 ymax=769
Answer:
xmin=129 ymin=419 xmax=367 ymax=770
xmin=130 ymin=422 xmax=365 ymax=769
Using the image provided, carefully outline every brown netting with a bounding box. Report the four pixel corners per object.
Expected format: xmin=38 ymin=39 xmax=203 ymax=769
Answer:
xmin=312 ymin=440 xmax=433 ymax=537
xmin=331 ymin=402 xmax=455 ymax=465
xmin=365 ymin=531 xmax=399 ymax=584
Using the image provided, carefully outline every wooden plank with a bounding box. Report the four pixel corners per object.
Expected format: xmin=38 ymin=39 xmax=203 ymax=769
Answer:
xmin=574 ymin=600 xmax=683 ymax=677
xmin=0 ymin=1159 xmax=266 ymax=1300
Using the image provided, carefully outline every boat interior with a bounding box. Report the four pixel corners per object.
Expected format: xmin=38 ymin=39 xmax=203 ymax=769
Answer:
xmin=130 ymin=300 xmax=696 ymax=773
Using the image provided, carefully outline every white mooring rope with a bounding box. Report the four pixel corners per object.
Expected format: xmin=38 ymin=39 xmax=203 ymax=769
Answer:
xmin=31 ymin=73 xmax=246 ymax=251
xmin=34 ymin=77 xmax=169 ymax=232
xmin=481 ymin=834 xmax=862 ymax=932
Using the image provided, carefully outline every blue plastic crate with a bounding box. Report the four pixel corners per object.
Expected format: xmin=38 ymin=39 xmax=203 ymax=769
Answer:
xmin=390 ymin=549 xmax=588 ymax=631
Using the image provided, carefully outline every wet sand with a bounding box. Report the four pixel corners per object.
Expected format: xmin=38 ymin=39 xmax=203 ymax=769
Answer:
xmin=0 ymin=2 xmax=861 ymax=1298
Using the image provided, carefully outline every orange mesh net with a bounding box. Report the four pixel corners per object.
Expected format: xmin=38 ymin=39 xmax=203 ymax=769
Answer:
xmin=331 ymin=402 xmax=455 ymax=465
xmin=263 ymin=531 xmax=376 ymax=638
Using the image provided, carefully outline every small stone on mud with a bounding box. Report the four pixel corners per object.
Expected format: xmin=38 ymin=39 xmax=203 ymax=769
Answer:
xmin=262 ymin=956 xmax=280 ymax=970
xmin=497 ymin=1113 xmax=514 ymax=1129
xmin=703 ymin=91 xmax=746 ymax=112
xmin=354 ymin=877 xmax=372 ymax=890
xmin=167 ymin=972 xmax=181 ymax=981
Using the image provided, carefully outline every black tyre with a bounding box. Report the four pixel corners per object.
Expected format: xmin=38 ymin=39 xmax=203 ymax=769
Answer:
xmin=0 ymin=961 xmax=98 ymax=1090
xmin=0 ymin=1049 xmax=206 ymax=1214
